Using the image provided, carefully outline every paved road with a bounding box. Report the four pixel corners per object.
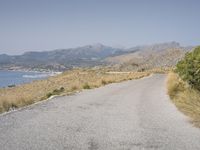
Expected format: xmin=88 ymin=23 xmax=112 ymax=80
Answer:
xmin=0 ymin=74 xmax=200 ymax=150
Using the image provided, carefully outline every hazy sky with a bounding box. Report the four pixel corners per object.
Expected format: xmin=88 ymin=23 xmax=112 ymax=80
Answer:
xmin=0 ymin=0 xmax=199 ymax=55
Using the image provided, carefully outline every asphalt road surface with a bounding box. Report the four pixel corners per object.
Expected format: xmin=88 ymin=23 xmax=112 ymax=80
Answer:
xmin=0 ymin=74 xmax=200 ymax=150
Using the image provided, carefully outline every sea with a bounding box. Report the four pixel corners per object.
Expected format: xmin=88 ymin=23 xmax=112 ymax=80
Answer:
xmin=0 ymin=70 xmax=56 ymax=88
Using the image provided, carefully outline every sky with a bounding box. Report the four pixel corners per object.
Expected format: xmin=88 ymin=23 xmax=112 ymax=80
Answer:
xmin=0 ymin=0 xmax=200 ymax=55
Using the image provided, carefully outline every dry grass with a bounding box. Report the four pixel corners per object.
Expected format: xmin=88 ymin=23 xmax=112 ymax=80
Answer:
xmin=167 ymin=72 xmax=200 ymax=127
xmin=146 ymin=67 xmax=172 ymax=74
xmin=0 ymin=68 xmax=152 ymax=113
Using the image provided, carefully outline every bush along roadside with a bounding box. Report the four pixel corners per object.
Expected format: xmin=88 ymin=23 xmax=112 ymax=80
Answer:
xmin=175 ymin=46 xmax=200 ymax=90
xmin=167 ymin=46 xmax=200 ymax=127
xmin=46 ymin=87 xmax=65 ymax=98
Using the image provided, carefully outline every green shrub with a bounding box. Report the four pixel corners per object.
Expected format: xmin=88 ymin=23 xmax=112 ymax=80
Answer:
xmin=46 ymin=87 xmax=65 ymax=98
xmin=46 ymin=92 xmax=53 ymax=98
xmin=53 ymin=89 xmax=60 ymax=94
xmin=101 ymin=80 xmax=107 ymax=85
xmin=176 ymin=46 xmax=200 ymax=90
xmin=83 ymin=83 xmax=90 ymax=89
xmin=59 ymin=87 xmax=65 ymax=92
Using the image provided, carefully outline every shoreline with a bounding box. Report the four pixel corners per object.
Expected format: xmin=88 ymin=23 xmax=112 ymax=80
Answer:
xmin=0 ymin=68 xmax=62 ymax=74
xmin=0 ymin=70 xmax=62 ymax=88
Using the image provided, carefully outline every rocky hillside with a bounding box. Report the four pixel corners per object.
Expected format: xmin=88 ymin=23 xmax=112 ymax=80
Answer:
xmin=106 ymin=42 xmax=193 ymax=71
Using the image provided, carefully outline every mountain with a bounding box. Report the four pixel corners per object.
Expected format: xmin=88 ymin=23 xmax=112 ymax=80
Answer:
xmin=0 ymin=42 xmax=193 ymax=71
xmin=106 ymin=42 xmax=193 ymax=71
xmin=0 ymin=44 xmax=128 ymax=71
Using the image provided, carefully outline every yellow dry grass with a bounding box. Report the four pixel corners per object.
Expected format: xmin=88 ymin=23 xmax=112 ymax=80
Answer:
xmin=0 ymin=68 xmax=152 ymax=113
xmin=167 ymin=72 xmax=200 ymax=127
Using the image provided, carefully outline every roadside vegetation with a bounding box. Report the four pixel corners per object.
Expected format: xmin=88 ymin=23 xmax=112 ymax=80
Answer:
xmin=1 ymin=68 xmax=164 ymax=113
xmin=167 ymin=46 xmax=200 ymax=127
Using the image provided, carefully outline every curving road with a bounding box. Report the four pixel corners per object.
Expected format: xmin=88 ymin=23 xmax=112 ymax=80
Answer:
xmin=0 ymin=74 xmax=200 ymax=150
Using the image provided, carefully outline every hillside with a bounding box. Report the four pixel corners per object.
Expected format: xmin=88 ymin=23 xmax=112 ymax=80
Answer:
xmin=106 ymin=42 xmax=192 ymax=71
xmin=0 ymin=42 xmax=192 ymax=71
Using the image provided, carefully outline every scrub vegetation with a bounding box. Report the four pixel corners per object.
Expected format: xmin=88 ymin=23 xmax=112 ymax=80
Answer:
xmin=167 ymin=46 xmax=200 ymax=127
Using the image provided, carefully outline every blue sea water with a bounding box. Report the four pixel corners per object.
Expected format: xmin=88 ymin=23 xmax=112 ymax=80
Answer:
xmin=0 ymin=70 xmax=52 ymax=88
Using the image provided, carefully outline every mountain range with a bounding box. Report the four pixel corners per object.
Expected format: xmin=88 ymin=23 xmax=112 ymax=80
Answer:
xmin=0 ymin=42 xmax=193 ymax=71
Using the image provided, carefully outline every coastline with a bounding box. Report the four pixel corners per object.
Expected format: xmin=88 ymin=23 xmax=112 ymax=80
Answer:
xmin=0 ymin=69 xmax=62 ymax=88
xmin=0 ymin=67 xmax=62 ymax=75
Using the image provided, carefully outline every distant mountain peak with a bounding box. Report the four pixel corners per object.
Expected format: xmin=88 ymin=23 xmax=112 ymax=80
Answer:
xmin=82 ymin=43 xmax=106 ymax=49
